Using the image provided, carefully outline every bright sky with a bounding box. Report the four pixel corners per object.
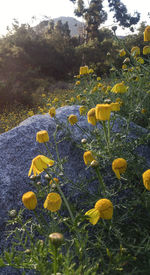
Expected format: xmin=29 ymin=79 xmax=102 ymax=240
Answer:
xmin=0 ymin=0 xmax=149 ymax=36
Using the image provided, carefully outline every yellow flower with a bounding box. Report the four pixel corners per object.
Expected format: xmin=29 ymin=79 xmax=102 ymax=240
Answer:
xmin=79 ymin=65 xmax=89 ymax=75
xmin=141 ymin=108 xmax=147 ymax=114
xmin=88 ymin=68 xmax=94 ymax=74
xmin=136 ymin=57 xmax=144 ymax=64
xmin=85 ymin=198 xmax=113 ymax=225
xmin=36 ymin=130 xmax=49 ymax=143
xmin=79 ymin=106 xmax=87 ymax=116
xmin=111 ymin=82 xmax=128 ymax=94
xmin=76 ymin=95 xmax=81 ymax=101
xmin=119 ymin=49 xmax=126 ymax=57
xmin=28 ymin=155 xmax=54 ymax=177
xmin=131 ymin=46 xmax=140 ymax=57
xmin=83 ymin=151 xmax=95 ymax=166
xmin=28 ymin=111 xmax=34 ymax=117
xmin=68 ymin=114 xmax=78 ymax=125
xmin=142 ymin=169 xmax=150 ymax=190
xmin=97 ymin=76 xmax=101 ymax=81
xmin=70 ymin=97 xmax=75 ymax=103
xmin=110 ymin=102 xmax=120 ymax=112
xmin=112 ymin=158 xmax=127 ymax=179
xmin=76 ymin=81 xmax=80 ymax=85
xmin=87 ymin=108 xmax=97 ymax=126
xmin=95 ymin=104 xmax=111 ymax=121
xmin=143 ymin=46 xmax=150 ymax=55
xmin=49 ymin=107 xmax=56 ymax=118
xmin=144 ymin=26 xmax=150 ymax=41
xmin=22 ymin=191 xmax=37 ymax=210
xmin=122 ymin=64 xmax=127 ymax=70
xmin=49 ymin=178 xmax=59 ymax=185
xmin=44 ymin=193 xmax=62 ymax=212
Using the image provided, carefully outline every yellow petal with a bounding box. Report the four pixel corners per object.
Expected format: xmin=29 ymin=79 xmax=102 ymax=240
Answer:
xmin=28 ymin=164 xmax=33 ymax=177
xmin=114 ymin=169 xmax=121 ymax=179
xmin=85 ymin=208 xmax=100 ymax=225
xmin=40 ymin=155 xmax=54 ymax=166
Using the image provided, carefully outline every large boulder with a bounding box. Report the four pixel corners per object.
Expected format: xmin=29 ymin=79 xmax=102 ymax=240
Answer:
xmin=0 ymin=105 xmax=149 ymax=274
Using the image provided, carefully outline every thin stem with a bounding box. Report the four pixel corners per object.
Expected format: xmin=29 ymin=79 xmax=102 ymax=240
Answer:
xmin=56 ymin=184 xmax=75 ymax=223
xmin=53 ymin=246 xmax=58 ymax=275
xmin=95 ymin=167 xmax=106 ymax=195
xmin=102 ymin=121 xmax=110 ymax=155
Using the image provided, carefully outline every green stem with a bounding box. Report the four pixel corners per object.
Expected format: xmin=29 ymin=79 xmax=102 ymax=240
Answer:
xmin=102 ymin=121 xmax=110 ymax=154
xmin=95 ymin=167 xmax=106 ymax=195
xmin=76 ymin=123 xmax=92 ymax=141
xmin=53 ymin=246 xmax=58 ymax=275
xmin=44 ymin=143 xmax=53 ymax=159
xmin=107 ymin=119 xmax=111 ymax=147
xmin=56 ymin=184 xmax=75 ymax=223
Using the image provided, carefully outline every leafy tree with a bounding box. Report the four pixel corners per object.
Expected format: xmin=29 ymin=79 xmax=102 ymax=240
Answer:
xmin=69 ymin=0 xmax=140 ymax=40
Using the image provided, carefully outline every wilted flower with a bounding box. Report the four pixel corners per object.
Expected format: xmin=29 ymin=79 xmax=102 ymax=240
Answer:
xmin=87 ymin=108 xmax=97 ymax=126
xmin=68 ymin=114 xmax=78 ymax=125
xmin=36 ymin=130 xmax=49 ymax=143
xmin=144 ymin=26 xmax=150 ymax=41
xmin=119 ymin=49 xmax=126 ymax=57
xmin=49 ymin=178 xmax=59 ymax=185
xmin=83 ymin=151 xmax=95 ymax=166
xmin=22 ymin=191 xmax=37 ymax=210
xmin=131 ymin=46 xmax=140 ymax=57
xmin=28 ymin=155 xmax=54 ymax=177
xmin=79 ymin=106 xmax=87 ymax=116
xmin=49 ymin=107 xmax=56 ymax=118
xmin=85 ymin=198 xmax=113 ymax=225
xmin=123 ymin=57 xmax=130 ymax=64
xmin=49 ymin=232 xmax=64 ymax=248
xmin=44 ymin=192 xmax=62 ymax=212
xmin=111 ymin=82 xmax=128 ymax=94
xmin=112 ymin=158 xmax=127 ymax=179
xmin=143 ymin=46 xmax=150 ymax=55
xmin=79 ymin=65 xmax=89 ymax=75
xmin=141 ymin=108 xmax=147 ymax=114
xmin=96 ymin=104 xmax=111 ymax=121
xmin=110 ymin=102 xmax=120 ymax=112
xmin=142 ymin=169 xmax=150 ymax=190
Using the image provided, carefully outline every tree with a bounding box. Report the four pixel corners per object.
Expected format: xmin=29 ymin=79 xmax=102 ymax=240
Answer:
xmin=69 ymin=0 xmax=140 ymax=40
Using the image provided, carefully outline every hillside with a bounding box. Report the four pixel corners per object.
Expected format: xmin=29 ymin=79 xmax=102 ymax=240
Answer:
xmin=35 ymin=16 xmax=84 ymax=37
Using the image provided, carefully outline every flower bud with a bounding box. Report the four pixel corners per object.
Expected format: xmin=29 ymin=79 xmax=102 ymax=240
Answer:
xmin=49 ymin=232 xmax=64 ymax=248
xmin=22 ymin=191 xmax=37 ymax=210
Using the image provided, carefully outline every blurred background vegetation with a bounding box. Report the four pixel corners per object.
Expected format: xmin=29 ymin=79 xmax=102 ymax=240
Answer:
xmin=0 ymin=0 xmax=148 ymax=111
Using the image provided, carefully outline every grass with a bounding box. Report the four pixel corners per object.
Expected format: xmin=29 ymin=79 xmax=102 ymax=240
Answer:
xmin=0 ymin=42 xmax=150 ymax=275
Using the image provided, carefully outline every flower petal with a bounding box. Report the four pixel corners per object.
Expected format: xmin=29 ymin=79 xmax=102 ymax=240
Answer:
xmin=85 ymin=208 xmax=100 ymax=225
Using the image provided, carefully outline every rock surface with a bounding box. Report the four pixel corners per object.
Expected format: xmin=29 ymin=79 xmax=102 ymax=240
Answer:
xmin=0 ymin=105 xmax=149 ymax=274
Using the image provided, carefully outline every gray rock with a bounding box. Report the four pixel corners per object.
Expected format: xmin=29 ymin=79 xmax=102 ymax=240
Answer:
xmin=0 ymin=105 xmax=149 ymax=274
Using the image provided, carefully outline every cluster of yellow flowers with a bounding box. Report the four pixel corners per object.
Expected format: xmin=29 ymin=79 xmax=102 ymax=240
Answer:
xmin=22 ymin=25 xmax=150 ymax=228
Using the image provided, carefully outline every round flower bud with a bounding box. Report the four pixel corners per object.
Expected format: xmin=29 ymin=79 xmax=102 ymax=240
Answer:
xmin=22 ymin=191 xmax=37 ymax=210
xmin=68 ymin=115 xmax=78 ymax=125
xmin=81 ymin=138 xmax=87 ymax=144
xmin=49 ymin=107 xmax=56 ymax=118
xmin=44 ymin=193 xmax=62 ymax=212
xmin=49 ymin=232 xmax=64 ymax=248
xmin=9 ymin=209 xmax=17 ymax=218
xmin=36 ymin=130 xmax=49 ymax=143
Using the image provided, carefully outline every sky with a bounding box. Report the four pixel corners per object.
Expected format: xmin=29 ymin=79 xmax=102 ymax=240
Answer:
xmin=0 ymin=0 xmax=149 ymax=36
